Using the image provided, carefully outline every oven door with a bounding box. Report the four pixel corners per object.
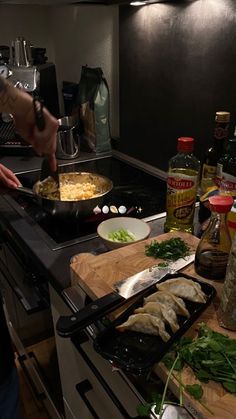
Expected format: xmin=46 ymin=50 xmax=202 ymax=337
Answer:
xmin=0 ymin=230 xmax=52 ymax=343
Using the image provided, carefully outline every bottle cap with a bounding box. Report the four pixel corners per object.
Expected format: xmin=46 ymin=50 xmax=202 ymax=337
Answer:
xmin=177 ymin=137 xmax=194 ymax=153
xmin=209 ymin=195 xmax=234 ymax=213
xmin=215 ymin=111 xmax=230 ymax=123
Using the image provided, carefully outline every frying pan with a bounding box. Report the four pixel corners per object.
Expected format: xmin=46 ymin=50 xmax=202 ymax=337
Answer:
xmin=16 ymin=172 xmax=113 ymax=217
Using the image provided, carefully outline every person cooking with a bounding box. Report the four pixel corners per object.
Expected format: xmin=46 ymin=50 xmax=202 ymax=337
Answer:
xmin=0 ymin=75 xmax=58 ymax=418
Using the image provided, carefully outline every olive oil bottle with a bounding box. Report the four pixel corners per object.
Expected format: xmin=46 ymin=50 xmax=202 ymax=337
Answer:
xmin=164 ymin=137 xmax=200 ymax=234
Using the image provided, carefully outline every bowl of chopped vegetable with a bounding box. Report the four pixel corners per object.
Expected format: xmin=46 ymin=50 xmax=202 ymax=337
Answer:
xmin=97 ymin=217 xmax=151 ymax=250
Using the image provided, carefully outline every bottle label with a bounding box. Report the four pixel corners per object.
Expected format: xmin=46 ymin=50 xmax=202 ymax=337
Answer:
xmin=166 ymin=173 xmax=198 ymax=226
xmin=214 ymin=124 xmax=229 ymax=140
xmin=201 ymin=163 xmax=217 ymax=192
xmin=218 ymin=170 xmax=236 ymax=196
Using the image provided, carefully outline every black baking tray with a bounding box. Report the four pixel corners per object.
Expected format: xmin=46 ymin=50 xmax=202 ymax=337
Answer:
xmin=93 ymin=273 xmax=216 ymax=375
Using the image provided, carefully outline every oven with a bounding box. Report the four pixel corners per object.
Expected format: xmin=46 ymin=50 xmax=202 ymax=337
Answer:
xmin=0 ymin=152 xmax=169 ymax=419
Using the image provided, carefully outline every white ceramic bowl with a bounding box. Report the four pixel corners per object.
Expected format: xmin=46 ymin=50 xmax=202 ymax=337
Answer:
xmin=97 ymin=217 xmax=151 ymax=250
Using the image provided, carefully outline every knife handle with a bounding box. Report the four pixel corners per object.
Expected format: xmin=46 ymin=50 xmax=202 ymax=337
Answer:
xmin=56 ymin=292 xmax=123 ymax=338
xmin=33 ymin=96 xmax=45 ymax=131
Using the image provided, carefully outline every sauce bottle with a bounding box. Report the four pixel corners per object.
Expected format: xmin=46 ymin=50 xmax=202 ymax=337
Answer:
xmin=195 ymin=195 xmax=233 ymax=280
xmin=164 ymin=137 xmax=200 ymax=234
xmin=217 ymin=234 xmax=236 ymax=331
xmin=200 ymin=111 xmax=230 ymax=193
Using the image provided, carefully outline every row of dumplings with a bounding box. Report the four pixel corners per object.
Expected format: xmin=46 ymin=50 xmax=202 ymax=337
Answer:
xmin=117 ymin=277 xmax=207 ymax=342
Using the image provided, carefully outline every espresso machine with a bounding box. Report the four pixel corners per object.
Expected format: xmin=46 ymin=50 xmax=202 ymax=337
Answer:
xmin=0 ymin=37 xmax=60 ymax=154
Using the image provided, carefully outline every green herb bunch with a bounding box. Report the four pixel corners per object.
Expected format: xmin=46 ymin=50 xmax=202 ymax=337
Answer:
xmin=145 ymin=237 xmax=190 ymax=261
xmin=137 ymin=324 xmax=236 ymax=417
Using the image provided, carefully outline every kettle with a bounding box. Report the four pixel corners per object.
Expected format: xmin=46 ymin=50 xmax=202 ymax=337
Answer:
xmin=56 ymin=116 xmax=80 ymax=160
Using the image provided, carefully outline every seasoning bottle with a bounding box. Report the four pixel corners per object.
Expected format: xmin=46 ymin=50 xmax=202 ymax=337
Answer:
xmin=164 ymin=137 xmax=200 ymax=234
xmin=195 ymin=195 xmax=233 ymax=280
xmin=216 ymin=132 xmax=236 ymax=196
xmin=227 ymin=200 xmax=236 ymax=241
xmin=200 ymin=111 xmax=230 ymax=194
xmin=217 ymin=234 xmax=236 ymax=331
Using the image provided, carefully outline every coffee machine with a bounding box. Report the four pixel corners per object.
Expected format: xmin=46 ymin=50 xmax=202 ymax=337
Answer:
xmin=0 ymin=37 xmax=60 ymax=154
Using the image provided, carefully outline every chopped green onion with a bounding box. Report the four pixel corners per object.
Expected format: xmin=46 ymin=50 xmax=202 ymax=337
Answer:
xmin=108 ymin=228 xmax=136 ymax=243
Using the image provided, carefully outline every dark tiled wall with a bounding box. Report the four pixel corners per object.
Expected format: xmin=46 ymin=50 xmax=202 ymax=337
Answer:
xmin=119 ymin=0 xmax=236 ymax=170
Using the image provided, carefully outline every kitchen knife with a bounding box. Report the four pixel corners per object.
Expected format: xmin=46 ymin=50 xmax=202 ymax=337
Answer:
xmin=56 ymin=253 xmax=195 ymax=338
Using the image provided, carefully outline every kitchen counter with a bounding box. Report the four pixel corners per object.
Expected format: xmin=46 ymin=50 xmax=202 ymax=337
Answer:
xmin=0 ymin=150 xmax=111 ymax=174
xmin=0 ymin=150 xmax=166 ymax=295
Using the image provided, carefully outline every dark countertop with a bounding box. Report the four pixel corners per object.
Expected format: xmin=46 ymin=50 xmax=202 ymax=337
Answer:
xmin=0 ymin=151 xmax=111 ymax=175
xmin=0 ymin=151 xmax=166 ymax=302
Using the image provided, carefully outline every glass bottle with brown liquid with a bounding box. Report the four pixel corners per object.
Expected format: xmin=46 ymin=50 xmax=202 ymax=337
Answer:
xmin=200 ymin=111 xmax=230 ymax=194
xmin=195 ymin=195 xmax=233 ymax=280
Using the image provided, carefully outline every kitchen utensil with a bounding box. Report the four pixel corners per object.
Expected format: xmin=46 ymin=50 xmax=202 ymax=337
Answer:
xmin=35 ymin=108 xmax=59 ymax=196
xmin=56 ymin=115 xmax=80 ymax=160
xmin=34 ymin=98 xmax=60 ymax=187
xmin=94 ymin=272 xmax=216 ymax=375
xmin=10 ymin=36 xmax=31 ymax=67
xmin=15 ymin=172 xmax=113 ymax=218
xmin=56 ymin=254 xmax=195 ymax=338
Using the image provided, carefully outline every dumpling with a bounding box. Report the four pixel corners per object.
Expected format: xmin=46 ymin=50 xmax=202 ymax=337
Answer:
xmin=116 ymin=313 xmax=171 ymax=342
xmin=135 ymin=302 xmax=179 ymax=333
xmin=156 ymin=277 xmax=206 ymax=303
xmin=144 ymin=290 xmax=190 ymax=317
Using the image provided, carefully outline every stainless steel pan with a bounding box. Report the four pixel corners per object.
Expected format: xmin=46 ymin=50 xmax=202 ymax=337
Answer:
xmin=16 ymin=172 xmax=113 ymax=218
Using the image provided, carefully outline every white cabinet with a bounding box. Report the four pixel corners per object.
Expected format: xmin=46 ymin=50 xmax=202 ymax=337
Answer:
xmin=49 ymin=285 xmax=141 ymax=419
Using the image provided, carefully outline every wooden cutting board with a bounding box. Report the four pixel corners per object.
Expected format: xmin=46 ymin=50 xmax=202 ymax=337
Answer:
xmin=70 ymin=231 xmax=236 ymax=419
xmin=70 ymin=231 xmax=199 ymax=299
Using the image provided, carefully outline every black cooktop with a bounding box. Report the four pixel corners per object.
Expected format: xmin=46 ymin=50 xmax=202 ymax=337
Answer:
xmin=7 ymin=156 xmax=166 ymax=250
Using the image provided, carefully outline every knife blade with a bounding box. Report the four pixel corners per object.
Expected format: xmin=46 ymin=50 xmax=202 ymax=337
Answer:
xmin=56 ymin=253 xmax=195 ymax=338
xmin=114 ymin=253 xmax=195 ymax=299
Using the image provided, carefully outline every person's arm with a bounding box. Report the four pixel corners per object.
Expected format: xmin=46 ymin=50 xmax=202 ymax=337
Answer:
xmin=0 ymin=76 xmax=58 ymax=170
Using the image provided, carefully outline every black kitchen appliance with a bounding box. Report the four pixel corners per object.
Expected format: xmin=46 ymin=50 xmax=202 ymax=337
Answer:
xmin=0 ymin=153 xmax=179 ymax=418
xmin=5 ymin=155 xmax=166 ymax=250
xmin=0 ymin=62 xmax=60 ymax=154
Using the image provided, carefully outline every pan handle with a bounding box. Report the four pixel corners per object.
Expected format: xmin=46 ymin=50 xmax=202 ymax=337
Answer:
xmin=56 ymin=292 xmax=124 ymax=338
xmin=16 ymin=186 xmax=35 ymax=197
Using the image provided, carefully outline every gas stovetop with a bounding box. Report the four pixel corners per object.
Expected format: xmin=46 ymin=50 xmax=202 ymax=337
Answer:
xmin=4 ymin=155 xmax=167 ymax=250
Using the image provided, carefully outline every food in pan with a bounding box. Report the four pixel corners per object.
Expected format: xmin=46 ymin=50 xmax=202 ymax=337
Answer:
xmin=135 ymin=302 xmax=179 ymax=333
xmin=117 ymin=313 xmax=171 ymax=342
xmin=37 ymin=173 xmax=105 ymax=201
xmin=144 ymin=290 xmax=190 ymax=317
xmin=38 ymin=178 xmax=96 ymax=201
xmin=156 ymin=277 xmax=207 ymax=303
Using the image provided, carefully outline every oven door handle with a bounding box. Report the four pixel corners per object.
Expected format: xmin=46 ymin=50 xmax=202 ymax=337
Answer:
xmin=0 ymin=262 xmax=46 ymax=314
xmin=73 ymin=336 xmax=141 ymax=419
xmin=76 ymin=379 xmax=101 ymax=419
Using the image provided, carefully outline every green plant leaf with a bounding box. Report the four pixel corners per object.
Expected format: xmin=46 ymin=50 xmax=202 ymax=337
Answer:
xmin=185 ymin=384 xmax=203 ymax=400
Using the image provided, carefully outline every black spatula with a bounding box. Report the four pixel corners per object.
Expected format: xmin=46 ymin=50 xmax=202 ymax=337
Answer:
xmin=33 ymin=97 xmax=59 ymax=185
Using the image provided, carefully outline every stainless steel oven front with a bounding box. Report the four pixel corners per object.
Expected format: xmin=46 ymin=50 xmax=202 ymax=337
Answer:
xmin=0 ymin=229 xmax=62 ymax=419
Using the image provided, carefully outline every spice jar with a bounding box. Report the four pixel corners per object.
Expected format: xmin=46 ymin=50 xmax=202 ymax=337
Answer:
xmin=217 ymin=234 xmax=236 ymax=330
xmin=195 ymin=195 xmax=233 ymax=280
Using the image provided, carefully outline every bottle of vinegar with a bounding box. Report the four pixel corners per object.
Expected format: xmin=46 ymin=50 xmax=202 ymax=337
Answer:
xmin=164 ymin=137 xmax=200 ymax=234
xmin=200 ymin=111 xmax=230 ymax=193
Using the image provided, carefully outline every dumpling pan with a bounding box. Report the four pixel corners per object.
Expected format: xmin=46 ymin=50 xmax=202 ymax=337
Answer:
xmin=16 ymin=172 xmax=113 ymax=218
xmin=93 ymin=273 xmax=216 ymax=375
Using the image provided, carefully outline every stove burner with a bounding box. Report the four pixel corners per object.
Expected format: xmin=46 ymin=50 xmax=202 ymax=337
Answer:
xmin=9 ymin=157 xmax=166 ymax=249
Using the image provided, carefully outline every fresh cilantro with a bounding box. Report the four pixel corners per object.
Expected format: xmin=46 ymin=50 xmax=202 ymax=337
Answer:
xmin=145 ymin=237 xmax=190 ymax=261
xmin=185 ymin=384 xmax=203 ymax=400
